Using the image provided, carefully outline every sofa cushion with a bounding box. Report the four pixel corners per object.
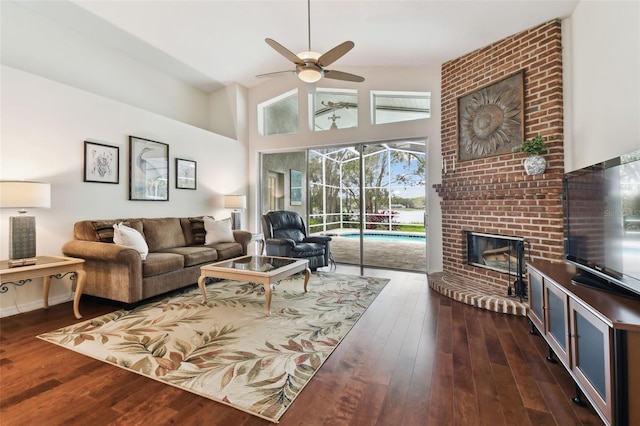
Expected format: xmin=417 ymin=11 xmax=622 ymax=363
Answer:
xmin=143 ymin=218 xmax=186 ymax=252
xmin=158 ymin=246 xmax=218 ymax=267
xmin=182 ymin=216 xmax=214 ymax=246
xmin=209 ymin=241 xmax=243 ymax=260
xmin=91 ymin=220 xmax=143 ymax=242
xmin=204 ymin=217 xmax=235 ymax=245
xmin=113 ymin=222 xmax=149 ymax=260
xmin=92 ymin=221 xmax=119 ymax=242
xmin=142 ymin=252 xmax=184 ymax=277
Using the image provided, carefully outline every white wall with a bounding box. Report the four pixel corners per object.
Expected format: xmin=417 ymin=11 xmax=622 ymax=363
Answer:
xmin=209 ymin=84 xmax=251 ymax=143
xmin=247 ymin=66 xmax=443 ymax=273
xmin=563 ymin=1 xmax=640 ymax=171
xmin=0 ymin=66 xmax=247 ymax=317
xmin=1 ymin=1 xmax=211 ymax=131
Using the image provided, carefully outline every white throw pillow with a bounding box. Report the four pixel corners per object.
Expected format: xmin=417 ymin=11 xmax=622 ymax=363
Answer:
xmin=204 ymin=217 xmax=235 ymax=245
xmin=113 ymin=222 xmax=149 ymax=260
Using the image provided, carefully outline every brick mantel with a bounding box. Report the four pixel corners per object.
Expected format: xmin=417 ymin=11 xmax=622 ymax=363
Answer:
xmin=437 ymin=20 xmax=565 ymax=292
xmin=434 ymin=172 xmax=564 ymax=197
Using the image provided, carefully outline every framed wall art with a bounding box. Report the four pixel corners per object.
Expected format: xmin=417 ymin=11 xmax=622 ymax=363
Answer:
xmin=176 ymin=158 xmax=197 ymax=190
xmin=457 ymin=70 xmax=524 ymax=161
xmin=290 ymin=169 xmax=302 ymax=206
xmin=84 ymin=141 xmax=119 ymax=184
xmin=129 ymin=136 xmax=169 ymax=201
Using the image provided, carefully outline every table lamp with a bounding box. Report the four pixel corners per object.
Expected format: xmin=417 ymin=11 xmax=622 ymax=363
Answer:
xmin=0 ymin=181 xmax=51 ymax=267
xmin=224 ymin=194 xmax=246 ymax=230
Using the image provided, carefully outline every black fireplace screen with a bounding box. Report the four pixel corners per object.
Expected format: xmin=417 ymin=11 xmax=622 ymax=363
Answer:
xmin=466 ymin=232 xmax=525 ymax=275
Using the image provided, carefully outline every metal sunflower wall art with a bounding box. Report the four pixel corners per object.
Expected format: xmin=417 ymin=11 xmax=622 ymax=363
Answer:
xmin=457 ymin=71 xmax=524 ymax=161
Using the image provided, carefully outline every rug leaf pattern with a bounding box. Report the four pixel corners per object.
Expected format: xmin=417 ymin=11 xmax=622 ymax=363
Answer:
xmin=38 ymin=272 xmax=388 ymax=423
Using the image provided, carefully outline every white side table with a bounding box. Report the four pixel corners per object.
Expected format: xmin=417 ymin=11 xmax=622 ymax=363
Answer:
xmin=250 ymin=233 xmax=265 ymax=255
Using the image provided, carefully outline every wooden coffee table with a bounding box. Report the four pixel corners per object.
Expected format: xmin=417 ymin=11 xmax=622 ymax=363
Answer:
xmin=197 ymin=255 xmax=310 ymax=316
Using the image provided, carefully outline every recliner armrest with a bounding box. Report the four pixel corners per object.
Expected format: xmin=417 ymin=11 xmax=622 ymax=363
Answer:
xmin=304 ymin=236 xmax=332 ymax=244
xmin=265 ymin=238 xmax=296 ymax=248
xmin=264 ymin=237 xmax=296 ymax=258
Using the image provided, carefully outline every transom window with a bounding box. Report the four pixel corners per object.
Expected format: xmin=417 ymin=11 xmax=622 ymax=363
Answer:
xmin=258 ymin=89 xmax=431 ymax=135
xmin=311 ymin=88 xmax=358 ymax=131
xmin=257 ymin=89 xmax=298 ymax=136
xmin=371 ymin=91 xmax=430 ymax=125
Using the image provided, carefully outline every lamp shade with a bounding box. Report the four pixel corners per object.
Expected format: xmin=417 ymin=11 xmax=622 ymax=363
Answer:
xmin=0 ymin=181 xmax=51 ymax=210
xmin=224 ymin=194 xmax=246 ymax=209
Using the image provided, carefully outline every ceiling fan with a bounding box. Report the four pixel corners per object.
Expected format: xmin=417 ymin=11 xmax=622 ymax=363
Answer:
xmin=257 ymin=0 xmax=365 ymax=84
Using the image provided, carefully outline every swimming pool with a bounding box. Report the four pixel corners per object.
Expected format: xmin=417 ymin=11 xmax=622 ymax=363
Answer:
xmin=338 ymin=233 xmax=425 ymax=243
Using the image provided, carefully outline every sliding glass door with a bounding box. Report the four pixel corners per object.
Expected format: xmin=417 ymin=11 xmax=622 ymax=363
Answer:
xmin=260 ymin=140 xmax=427 ymax=272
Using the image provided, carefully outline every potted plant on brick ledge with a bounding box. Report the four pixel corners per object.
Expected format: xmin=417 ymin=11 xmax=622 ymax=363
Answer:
xmin=512 ymin=135 xmax=548 ymax=175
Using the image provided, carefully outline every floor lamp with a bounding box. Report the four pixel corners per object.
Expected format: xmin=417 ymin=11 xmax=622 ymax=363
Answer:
xmin=0 ymin=181 xmax=51 ymax=267
xmin=224 ymin=194 xmax=246 ymax=230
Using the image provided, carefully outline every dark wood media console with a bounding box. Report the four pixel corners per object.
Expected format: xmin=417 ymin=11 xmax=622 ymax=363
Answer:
xmin=527 ymin=260 xmax=640 ymax=426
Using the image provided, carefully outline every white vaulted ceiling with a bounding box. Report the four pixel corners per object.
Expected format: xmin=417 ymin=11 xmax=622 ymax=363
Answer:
xmin=3 ymin=0 xmax=579 ymax=93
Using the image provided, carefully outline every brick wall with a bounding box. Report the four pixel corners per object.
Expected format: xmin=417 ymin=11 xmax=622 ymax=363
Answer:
xmin=435 ymin=20 xmax=565 ymax=291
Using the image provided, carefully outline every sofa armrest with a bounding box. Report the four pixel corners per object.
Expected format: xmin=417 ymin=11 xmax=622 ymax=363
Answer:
xmin=232 ymin=230 xmax=252 ymax=255
xmin=61 ymin=240 xmax=142 ymax=264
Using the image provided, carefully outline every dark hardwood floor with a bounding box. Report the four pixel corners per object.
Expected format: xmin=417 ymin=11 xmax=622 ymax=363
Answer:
xmin=0 ymin=265 xmax=603 ymax=425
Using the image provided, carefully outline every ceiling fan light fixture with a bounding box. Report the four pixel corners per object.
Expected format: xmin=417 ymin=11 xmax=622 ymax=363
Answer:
xmin=297 ymin=51 xmax=321 ymax=61
xmin=296 ymin=51 xmax=322 ymax=82
xmin=298 ymin=66 xmax=323 ymax=83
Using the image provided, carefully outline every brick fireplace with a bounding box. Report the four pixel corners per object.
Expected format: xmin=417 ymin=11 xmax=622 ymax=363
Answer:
xmin=433 ymin=20 xmax=565 ymax=297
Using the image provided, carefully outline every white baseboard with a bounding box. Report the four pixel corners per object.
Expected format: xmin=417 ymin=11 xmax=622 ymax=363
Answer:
xmin=0 ymin=292 xmax=75 ymax=318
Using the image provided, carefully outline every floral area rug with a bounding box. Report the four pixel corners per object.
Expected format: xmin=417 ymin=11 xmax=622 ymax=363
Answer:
xmin=38 ymin=272 xmax=389 ymax=423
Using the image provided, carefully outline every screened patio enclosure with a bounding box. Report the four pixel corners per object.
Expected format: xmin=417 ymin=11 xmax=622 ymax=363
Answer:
xmin=261 ymin=140 xmax=427 ymax=272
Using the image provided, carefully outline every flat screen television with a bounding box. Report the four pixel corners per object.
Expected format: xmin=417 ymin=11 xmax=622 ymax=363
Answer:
xmin=564 ymin=149 xmax=640 ymax=299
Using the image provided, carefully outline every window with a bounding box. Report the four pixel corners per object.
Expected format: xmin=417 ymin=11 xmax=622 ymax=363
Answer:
xmin=311 ymin=88 xmax=358 ymax=131
xmin=267 ymin=172 xmax=283 ymax=211
xmin=371 ymin=91 xmax=430 ymax=125
xmin=257 ymin=89 xmax=298 ymax=136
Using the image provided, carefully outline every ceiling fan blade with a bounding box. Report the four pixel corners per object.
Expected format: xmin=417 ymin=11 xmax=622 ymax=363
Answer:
xmin=255 ymin=70 xmax=296 ymax=78
xmin=324 ymin=69 xmax=365 ymax=83
xmin=318 ymin=41 xmax=355 ymax=67
xmin=265 ymin=38 xmax=304 ymax=65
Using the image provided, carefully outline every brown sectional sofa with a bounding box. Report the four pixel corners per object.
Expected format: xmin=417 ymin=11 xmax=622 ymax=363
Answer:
xmin=62 ymin=217 xmax=251 ymax=304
